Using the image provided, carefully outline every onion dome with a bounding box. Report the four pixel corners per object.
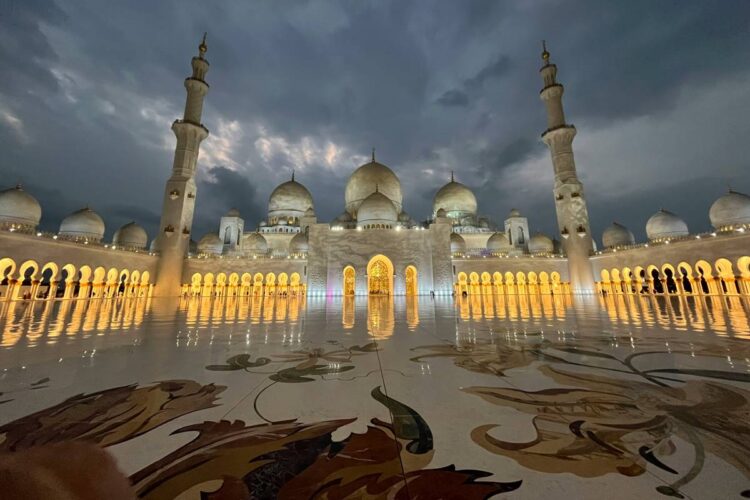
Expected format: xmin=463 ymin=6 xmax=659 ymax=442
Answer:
xmin=432 ymin=175 xmax=477 ymax=218
xmin=345 ymin=153 xmax=402 ymax=217
xmin=487 ymin=232 xmax=511 ymax=252
xmin=528 ymin=232 xmax=554 ymax=254
xmin=224 ymin=208 xmax=241 ymax=217
xmin=289 ymin=232 xmax=309 ymax=253
xmin=602 ymin=222 xmax=635 ymax=248
xmin=450 ymin=232 xmax=466 ymax=254
xmin=709 ymin=190 xmax=750 ymax=229
xmin=268 ymin=174 xmax=314 ymax=223
xmin=59 ymin=207 xmax=105 ymax=242
xmin=197 ymin=233 xmax=223 ymax=255
xmin=646 ymin=209 xmax=689 ymax=240
xmin=112 ymin=221 xmax=148 ymax=249
xmin=243 ymin=232 xmax=268 ymax=254
xmin=0 ymin=184 xmax=42 ymax=229
xmin=356 ymin=190 xmax=398 ymax=227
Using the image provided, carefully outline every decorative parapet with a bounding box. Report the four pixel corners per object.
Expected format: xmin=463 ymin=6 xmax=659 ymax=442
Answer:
xmin=0 ymin=226 xmax=158 ymax=255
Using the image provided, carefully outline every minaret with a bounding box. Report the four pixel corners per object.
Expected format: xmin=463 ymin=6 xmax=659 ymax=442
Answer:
xmin=154 ymin=34 xmax=210 ymax=295
xmin=539 ymin=41 xmax=596 ymax=294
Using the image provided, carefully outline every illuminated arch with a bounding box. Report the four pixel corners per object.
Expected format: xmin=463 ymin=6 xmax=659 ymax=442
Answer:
xmin=367 ymin=254 xmax=393 ymax=295
xmin=405 ymin=265 xmax=418 ymax=295
xmin=343 ymin=266 xmax=356 ymax=295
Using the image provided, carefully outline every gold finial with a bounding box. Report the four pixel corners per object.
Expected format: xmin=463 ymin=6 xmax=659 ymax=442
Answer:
xmin=199 ymin=32 xmax=208 ymax=58
xmin=541 ymin=40 xmax=550 ymax=63
xmin=371 ymin=147 xmax=375 ymax=162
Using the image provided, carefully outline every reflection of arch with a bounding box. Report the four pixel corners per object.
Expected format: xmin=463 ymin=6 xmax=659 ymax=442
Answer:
xmin=343 ymin=266 xmax=355 ymax=295
xmin=367 ymin=255 xmax=393 ymax=295
xmin=405 ymin=265 xmax=417 ymax=295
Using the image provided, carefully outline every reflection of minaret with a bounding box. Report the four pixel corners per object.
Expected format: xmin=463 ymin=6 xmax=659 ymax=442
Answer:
xmin=539 ymin=41 xmax=595 ymax=294
xmin=155 ymin=35 xmax=211 ymax=295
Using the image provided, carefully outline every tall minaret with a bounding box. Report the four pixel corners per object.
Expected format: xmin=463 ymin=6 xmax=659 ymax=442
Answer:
xmin=154 ymin=34 xmax=210 ymax=295
xmin=539 ymin=42 xmax=596 ymax=294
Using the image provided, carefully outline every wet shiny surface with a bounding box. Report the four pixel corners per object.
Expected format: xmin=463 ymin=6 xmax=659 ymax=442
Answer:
xmin=0 ymin=293 xmax=749 ymax=498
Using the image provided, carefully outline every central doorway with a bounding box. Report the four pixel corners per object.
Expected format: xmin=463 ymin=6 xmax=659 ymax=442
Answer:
xmin=367 ymin=255 xmax=393 ymax=295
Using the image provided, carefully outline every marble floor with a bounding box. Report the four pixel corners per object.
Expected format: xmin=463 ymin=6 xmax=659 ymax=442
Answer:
xmin=0 ymin=292 xmax=749 ymax=499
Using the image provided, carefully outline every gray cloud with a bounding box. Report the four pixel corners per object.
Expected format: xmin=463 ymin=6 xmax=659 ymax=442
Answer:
xmin=0 ymin=0 xmax=749 ymax=243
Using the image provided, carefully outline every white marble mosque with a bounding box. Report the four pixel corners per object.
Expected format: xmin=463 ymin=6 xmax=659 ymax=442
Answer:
xmin=0 ymin=37 xmax=749 ymax=302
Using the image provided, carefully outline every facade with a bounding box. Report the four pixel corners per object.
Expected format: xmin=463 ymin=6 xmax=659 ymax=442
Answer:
xmin=1 ymin=40 xmax=749 ymax=301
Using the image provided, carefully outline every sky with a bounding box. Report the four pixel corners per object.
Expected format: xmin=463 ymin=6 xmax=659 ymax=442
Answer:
xmin=1 ymin=0 xmax=749 ymax=246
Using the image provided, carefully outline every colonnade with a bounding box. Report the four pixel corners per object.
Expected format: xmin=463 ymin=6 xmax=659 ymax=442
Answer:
xmin=455 ymin=270 xmax=569 ymax=296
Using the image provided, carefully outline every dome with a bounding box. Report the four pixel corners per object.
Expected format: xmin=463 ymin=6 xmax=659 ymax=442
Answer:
xmin=487 ymin=232 xmax=511 ymax=252
xmin=243 ymin=232 xmax=268 ymax=254
xmin=335 ymin=211 xmax=353 ymax=222
xmin=508 ymin=208 xmax=522 ymax=218
xmin=304 ymin=207 xmax=315 ymax=217
xmin=289 ymin=232 xmax=309 ymax=253
xmin=356 ymin=190 xmax=398 ymax=226
xmin=197 ymin=233 xmax=223 ymax=255
xmin=149 ymin=238 xmax=159 ymax=253
xmin=345 ymin=157 xmax=402 ymax=216
xmin=602 ymin=222 xmax=635 ymax=248
xmin=398 ymin=211 xmax=410 ymax=223
xmin=646 ymin=209 xmax=689 ymax=240
xmin=224 ymin=208 xmax=241 ymax=217
xmin=0 ymin=185 xmax=42 ymax=229
xmin=59 ymin=207 xmax=105 ymax=241
xmin=450 ymin=232 xmax=466 ymax=254
xmin=113 ymin=221 xmax=148 ymax=249
xmin=709 ymin=190 xmax=750 ymax=229
xmin=433 ymin=179 xmax=477 ymax=218
xmin=528 ymin=232 xmax=554 ymax=254
xmin=268 ymin=178 xmax=314 ymax=220
xmin=436 ymin=208 xmax=447 ymax=218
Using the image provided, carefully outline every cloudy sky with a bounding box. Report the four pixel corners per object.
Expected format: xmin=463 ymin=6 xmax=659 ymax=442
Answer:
xmin=1 ymin=0 xmax=749 ymax=244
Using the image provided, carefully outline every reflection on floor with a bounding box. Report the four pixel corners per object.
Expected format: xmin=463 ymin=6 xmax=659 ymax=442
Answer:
xmin=0 ymin=293 xmax=749 ymax=498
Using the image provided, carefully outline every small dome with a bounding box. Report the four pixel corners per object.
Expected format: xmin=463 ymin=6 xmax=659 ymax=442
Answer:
xmin=0 ymin=184 xmax=42 ymax=228
xmin=59 ymin=207 xmax=105 ymax=241
xmin=398 ymin=211 xmax=410 ymax=223
xmin=602 ymin=222 xmax=635 ymax=248
xmin=290 ymin=232 xmax=309 ymax=253
xmin=450 ymin=232 xmax=466 ymax=254
xmin=243 ymin=232 xmax=268 ymax=254
xmin=113 ymin=221 xmax=148 ymax=249
xmin=709 ymin=190 xmax=750 ymax=229
xmin=646 ymin=209 xmax=689 ymax=240
xmin=189 ymin=239 xmax=197 ymax=254
xmin=197 ymin=233 xmax=223 ymax=255
xmin=436 ymin=208 xmax=447 ymax=218
xmin=357 ymin=190 xmax=398 ymax=226
xmin=487 ymin=232 xmax=511 ymax=252
xmin=433 ymin=180 xmax=477 ymax=218
xmin=149 ymin=238 xmax=159 ymax=253
xmin=335 ymin=211 xmax=353 ymax=222
xmin=304 ymin=207 xmax=315 ymax=217
xmin=224 ymin=208 xmax=241 ymax=217
xmin=268 ymin=178 xmax=314 ymax=219
xmin=508 ymin=208 xmax=521 ymax=218
xmin=528 ymin=232 xmax=554 ymax=254
xmin=345 ymin=158 xmax=402 ymax=216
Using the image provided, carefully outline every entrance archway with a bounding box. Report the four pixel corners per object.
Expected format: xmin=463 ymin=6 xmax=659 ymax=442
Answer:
xmin=405 ymin=265 xmax=417 ymax=295
xmin=343 ymin=266 xmax=356 ymax=295
xmin=367 ymin=255 xmax=393 ymax=295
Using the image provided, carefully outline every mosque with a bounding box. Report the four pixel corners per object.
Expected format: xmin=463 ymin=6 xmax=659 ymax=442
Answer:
xmin=0 ymin=37 xmax=749 ymax=301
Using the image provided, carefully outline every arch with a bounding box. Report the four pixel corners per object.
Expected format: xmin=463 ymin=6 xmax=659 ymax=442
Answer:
xmin=40 ymin=262 xmax=60 ymax=282
xmin=457 ymin=272 xmax=467 ymax=284
xmin=504 ymin=272 xmax=515 ymax=284
xmin=481 ymin=272 xmax=492 ymax=285
xmin=367 ymin=254 xmax=393 ymax=295
xmin=661 ymin=264 xmax=677 ymax=294
xmin=229 ymin=273 xmax=240 ymax=286
xmin=405 ymin=265 xmax=418 ymax=295
xmin=343 ymin=266 xmax=356 ymax=295
xmin=493 ymin=272 xmax=503 ymax=285
xmin=600 ymin=269 xmax=611 ymax=283
xmin=715 ymin=258 xmax=737 ymax=294
xmin=241 ymin=273 xmax=252 ymax=285
xmin=737 ymin=256 xmax=750 ymax=295
xmin=216 ymin=273 xmax=227 ymax=285
xmin=528 ymin=271 xmax=538 ymax=284
xmin=539 ymin=271 xmax=549 ymax=284
xmin=278 ymin=272 xmax=289 ymax=286
xmin=290 ymin=272 xmax=301 ymax=285
xmin=18 ymin=260 xmax=40 ymax=282
xmin=140 ymin=271 xmax=150 ymax=285
xmin=515 ymin=272 xmax=526 ymax=284
xmin=93 ymin=266 xmax=106 ymax=284
xmin=191 ymin=273 xmax=202 ymax=286
xmin=469 ymin=272 xmax=480 ymax=285
xmin=203 ymin=272 xmax=215 ymax=285
xmin=265 ymin=272 xmax=276 ymax=285
xmin=0 ymin=257 xmax=16 ymax=280
xmin=253 ymin=273 xmax=264 ymax=284
xmin=130 ymin=270 xmax=141 ymax=284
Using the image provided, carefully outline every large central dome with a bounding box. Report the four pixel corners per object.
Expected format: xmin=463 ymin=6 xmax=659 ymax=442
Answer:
xmin=268 ymin=174 xmax=314 ymax=223
xmin=433 ymin=177 xmax=477 ymax=218
xmin=345 ymin=154 xmax=402 ymax=217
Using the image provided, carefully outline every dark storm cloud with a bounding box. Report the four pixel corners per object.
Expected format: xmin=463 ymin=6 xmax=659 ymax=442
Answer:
xmin=0 ymin=0 xmax=749 ymax=241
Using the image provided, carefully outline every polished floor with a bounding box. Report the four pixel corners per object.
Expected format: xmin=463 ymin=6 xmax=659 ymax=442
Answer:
xmin=0 ymin=292 xmax=749 ymax=499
